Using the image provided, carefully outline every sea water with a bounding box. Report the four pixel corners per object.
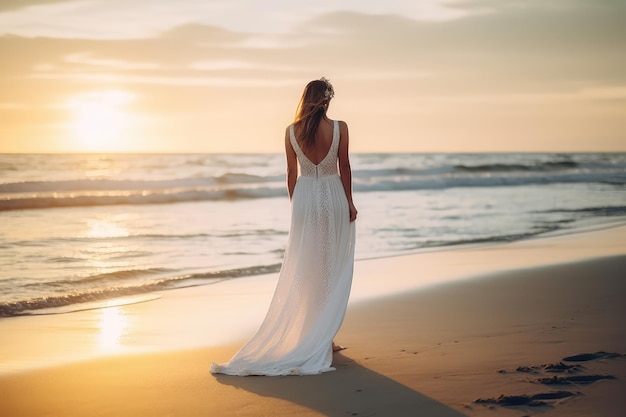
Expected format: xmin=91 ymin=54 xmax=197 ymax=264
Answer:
xmin=1 ymin=153 xmax=624 ymax=317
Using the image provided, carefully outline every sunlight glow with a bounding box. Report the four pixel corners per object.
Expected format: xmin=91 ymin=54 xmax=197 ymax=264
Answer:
xmin=98 ymin=306 xmax=128 ymax=352
xmin=68 ymin=90 xmax=135 ymax=151
xmin=85 ymin=219 xmax=130 ymax=239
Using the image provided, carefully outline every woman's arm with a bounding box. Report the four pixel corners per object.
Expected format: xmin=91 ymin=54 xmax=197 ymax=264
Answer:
xmin=337 ymin=121 xmax=358 ymax=222
xmin=285 ymin=126 xmax=298 ymax=200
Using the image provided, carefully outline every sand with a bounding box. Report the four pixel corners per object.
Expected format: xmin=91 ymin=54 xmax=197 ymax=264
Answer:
xmin=0 ymin=225 xmax=625 ymax=416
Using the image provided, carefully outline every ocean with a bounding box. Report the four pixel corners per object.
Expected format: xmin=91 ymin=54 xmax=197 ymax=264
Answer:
xmin=1 ymin=153 xmax=625 ymax=318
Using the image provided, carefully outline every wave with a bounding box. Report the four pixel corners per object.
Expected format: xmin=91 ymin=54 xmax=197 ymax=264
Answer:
xmin=8 ymin=230 xmax=288 ymax=249
xmin=1 ymin=157 xmax=624 ymax=212
xmin=538 ymin=206 xmax=626 ymax=217
xmin=0 ymin=186 xmax=286 ymax=211
xmin=385 ymin=226 xmax=568 ymax=254
xmin=352 ymin=171 xmax=626 ymax=193
xmin=0 ymin=172 xmax=275 ymax=193
xmin=0 ymin=162 xmax=18 ymax=171
xmin=2 ymin=171 xmax=624 ymax=211
xmin=453 ymin=160 xmax=578 ymax=172
xmin=23 ymin=267 xmax=174 ymax=288
xmin=0 ymin=263 xmax=281 ymax=317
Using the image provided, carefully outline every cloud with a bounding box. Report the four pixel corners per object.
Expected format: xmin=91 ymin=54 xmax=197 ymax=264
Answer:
xmin=298 ymin=1 xmax=626 ymax=91
xmin=0 ymin=0 xmax=625 ymax=151
xmin=0 ymin=0 xmax=75 ymax=13
xmin=2 ymin=1 xmax=625 ymax=94
xmin=29 ymin=71 xmax=301 ymax=87
xmin=159 ymin=23 xmax=248 ymax=44
xmin=64 ymin=52 xmax=161 ymax=70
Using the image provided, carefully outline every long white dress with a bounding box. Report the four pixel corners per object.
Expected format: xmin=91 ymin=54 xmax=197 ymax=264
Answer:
xmin=210 ymin=120 xmax=356 ymax=376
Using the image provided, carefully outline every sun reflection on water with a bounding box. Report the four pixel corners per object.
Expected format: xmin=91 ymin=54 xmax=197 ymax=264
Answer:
xmin=85 ymin=218 xmax=130 ymax=238
xmin=98 ymin=306 xmax=128 ymax=352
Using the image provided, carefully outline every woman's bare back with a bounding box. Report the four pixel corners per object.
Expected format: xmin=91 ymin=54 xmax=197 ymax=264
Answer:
xmin=294 ymin=117 xmax=335 ymax=165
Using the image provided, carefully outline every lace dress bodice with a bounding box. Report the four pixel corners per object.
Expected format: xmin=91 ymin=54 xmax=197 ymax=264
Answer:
xmin=289 ymin=120 xmax=339 ymax=178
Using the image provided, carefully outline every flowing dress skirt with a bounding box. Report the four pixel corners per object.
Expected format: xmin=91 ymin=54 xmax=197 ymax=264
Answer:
xmin=210 ymin=173 xmax=355 ymax=376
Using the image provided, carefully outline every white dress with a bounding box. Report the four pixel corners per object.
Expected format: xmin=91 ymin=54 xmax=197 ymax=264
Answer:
xmin=210 ymin=120 xmax=356 ymax=376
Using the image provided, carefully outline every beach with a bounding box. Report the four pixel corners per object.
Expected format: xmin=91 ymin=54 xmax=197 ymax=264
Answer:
xmin=2 ymin=0 xmax=626 ymax=413
xmin=1 ymin=225 xmax=624 ymax=416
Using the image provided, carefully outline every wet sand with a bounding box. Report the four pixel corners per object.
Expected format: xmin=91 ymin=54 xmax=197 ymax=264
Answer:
xmin=1 ymin=225 xmax=625 ymax=416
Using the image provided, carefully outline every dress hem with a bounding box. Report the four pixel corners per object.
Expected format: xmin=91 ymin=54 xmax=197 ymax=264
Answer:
xmin=209 ymin=362 xmax=336 ymax=377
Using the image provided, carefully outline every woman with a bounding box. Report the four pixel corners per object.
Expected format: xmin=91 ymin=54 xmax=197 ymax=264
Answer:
xmin=210 ymin=77 xmax=357 ymax=376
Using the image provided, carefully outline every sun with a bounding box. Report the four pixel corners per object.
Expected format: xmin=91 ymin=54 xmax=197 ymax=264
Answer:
xmin=68 ymin=90 xmax=135 ymax=151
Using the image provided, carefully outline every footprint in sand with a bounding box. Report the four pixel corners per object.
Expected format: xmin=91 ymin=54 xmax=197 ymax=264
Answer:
xmin=474 ymin=351 xmax=624 ymax=411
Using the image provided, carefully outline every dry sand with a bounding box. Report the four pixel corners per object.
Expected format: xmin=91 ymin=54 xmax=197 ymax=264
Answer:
xmin=1 ymin=225 xmax=625 ymax=416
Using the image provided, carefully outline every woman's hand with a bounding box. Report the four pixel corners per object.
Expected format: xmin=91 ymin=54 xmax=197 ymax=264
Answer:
xmin=349 ymin=202 xmax=358 ymax=222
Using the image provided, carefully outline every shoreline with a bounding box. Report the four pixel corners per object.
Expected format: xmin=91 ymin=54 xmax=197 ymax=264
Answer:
xmin=0 ymin=224 xmax=625 ymax=377
xmin=0 ymin=224 xmax=624 ymax=415
xmin=357 ymin=218 xmax=626 ymax=261
xmin=3 ymin=218 xmax=625 ymax=320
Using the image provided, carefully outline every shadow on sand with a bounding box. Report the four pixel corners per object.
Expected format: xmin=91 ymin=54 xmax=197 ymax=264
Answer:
xmin=215 ymin=352 xmax=467 ymax=417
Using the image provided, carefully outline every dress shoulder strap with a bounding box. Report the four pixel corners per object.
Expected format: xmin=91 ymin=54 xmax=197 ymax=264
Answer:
xmin=289 ymin=124 xmax=300 ymax=155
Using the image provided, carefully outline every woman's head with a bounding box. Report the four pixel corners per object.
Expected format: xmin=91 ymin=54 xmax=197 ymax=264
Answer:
xmin=296 ymin=78 xmax=334 ymax=119
xmin=294 ymin=77 xmax=335 ymax=149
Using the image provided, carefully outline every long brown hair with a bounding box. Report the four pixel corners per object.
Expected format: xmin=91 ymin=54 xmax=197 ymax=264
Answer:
xmin=293 ymin=78 xmax=334 ymax=151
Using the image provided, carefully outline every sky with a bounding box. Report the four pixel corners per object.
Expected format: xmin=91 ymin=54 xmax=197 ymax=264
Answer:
xmin=0 ymin=0 xmax=625 ymax=153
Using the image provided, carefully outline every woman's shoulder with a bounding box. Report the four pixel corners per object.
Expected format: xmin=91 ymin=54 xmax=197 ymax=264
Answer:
xmin=335 ymin=120 xmax=349 ymax=134
xmin=284 ymin=124 xmax=294 ymax=144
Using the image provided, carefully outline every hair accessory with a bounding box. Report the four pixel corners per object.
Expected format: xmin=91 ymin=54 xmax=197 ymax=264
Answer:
xmin=320 ymin=77 xmax=335 ymax=101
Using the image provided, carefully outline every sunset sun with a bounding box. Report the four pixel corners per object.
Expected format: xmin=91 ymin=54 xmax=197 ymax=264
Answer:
xmin=68 ymin=90 xmax=135 ymax=151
